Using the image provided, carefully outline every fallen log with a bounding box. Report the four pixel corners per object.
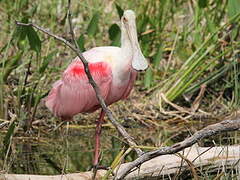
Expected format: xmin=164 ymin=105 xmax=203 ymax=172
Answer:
xmin=116 ymin=145 xmax=240 ymax=179
xmin=1 ymin=145 xmax=240 ymax=180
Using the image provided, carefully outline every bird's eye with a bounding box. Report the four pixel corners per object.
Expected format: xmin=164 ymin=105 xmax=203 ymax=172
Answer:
xmin=123 ymin=17 xmax=127 ymax=22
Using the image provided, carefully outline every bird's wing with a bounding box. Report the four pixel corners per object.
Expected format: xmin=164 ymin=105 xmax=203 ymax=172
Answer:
xmin=45 ymin=60 xmax=112 ymax=119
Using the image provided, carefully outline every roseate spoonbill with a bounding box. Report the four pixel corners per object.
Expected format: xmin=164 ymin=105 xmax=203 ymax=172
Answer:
xmin=45 ymin=10 xmax=148 ymax=166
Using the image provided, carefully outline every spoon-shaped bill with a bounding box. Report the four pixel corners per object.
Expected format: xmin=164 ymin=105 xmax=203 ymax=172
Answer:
xmin=126 ymin=17 xmax=148 ymax=71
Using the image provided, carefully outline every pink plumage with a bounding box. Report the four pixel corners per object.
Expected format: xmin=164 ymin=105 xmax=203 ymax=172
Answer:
xmin=45 ymin=10 xmax=148 ymax=166
xmin=45 ymin=56 xmax=137 ymax=120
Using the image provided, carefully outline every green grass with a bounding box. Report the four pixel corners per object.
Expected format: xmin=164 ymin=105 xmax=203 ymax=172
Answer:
xmin=0 ymin=0 xmax=240 ymax=178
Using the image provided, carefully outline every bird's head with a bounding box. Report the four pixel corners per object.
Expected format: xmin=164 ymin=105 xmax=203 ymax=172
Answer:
xmin=121 ymin=10 xmax=148 ymax=71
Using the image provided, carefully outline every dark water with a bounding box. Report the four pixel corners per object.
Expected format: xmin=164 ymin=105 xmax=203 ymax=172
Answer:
xmin=0 ymin=126 xmax=141 ymax=175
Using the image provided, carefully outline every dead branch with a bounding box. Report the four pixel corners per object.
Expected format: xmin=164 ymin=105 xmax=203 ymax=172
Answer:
xmin=116 ymin=117 xmax=240 ymax=179
xmin=15 ymin=0 xmax=142 ymax=156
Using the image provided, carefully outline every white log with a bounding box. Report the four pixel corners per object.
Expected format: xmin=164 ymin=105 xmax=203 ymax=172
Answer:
xmin=117 ymin=145 xmax=240 ymax=179
xmin=1 ymin=145 xmax=240 ymax=180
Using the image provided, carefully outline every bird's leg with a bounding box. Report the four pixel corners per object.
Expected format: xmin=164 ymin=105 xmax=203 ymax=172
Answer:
xmin=93 ymin=109 xmax=105 ymax=167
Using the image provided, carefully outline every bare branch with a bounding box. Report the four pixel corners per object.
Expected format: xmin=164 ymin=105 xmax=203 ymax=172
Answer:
xmin=116 ymin=118 xmax=240 ymax=179
xmin=15 ymin=21 xmax=78 ymax=53
xmin=15 ymin=2 xmax=143 ymax=156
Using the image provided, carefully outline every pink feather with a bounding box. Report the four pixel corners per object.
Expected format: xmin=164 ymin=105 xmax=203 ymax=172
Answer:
xmin=45 ymin=59 xmax=113 ymax=120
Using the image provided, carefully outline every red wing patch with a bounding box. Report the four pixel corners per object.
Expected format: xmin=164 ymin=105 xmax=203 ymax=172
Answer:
xmin=50 ymin=60 xmax=113 ymax=116
xmin=68 ymin=61 xmax=110 ymax=78
xmin=71 ymin=65 xmax=84 ymax=75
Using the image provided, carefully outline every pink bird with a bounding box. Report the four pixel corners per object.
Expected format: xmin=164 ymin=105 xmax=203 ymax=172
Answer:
xmin=45 ymin=10 xmax=148 ymax=166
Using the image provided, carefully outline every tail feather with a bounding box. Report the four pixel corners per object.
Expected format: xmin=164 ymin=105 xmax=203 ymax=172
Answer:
xmin=45 ymin=80 xmax=63 ymax=114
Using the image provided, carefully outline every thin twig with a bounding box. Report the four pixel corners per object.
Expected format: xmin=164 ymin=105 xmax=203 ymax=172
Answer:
xmin=116 ymin=118 xmax=240 ymax=179
xmin=15 ymin=2 xmax=143 ymax=156
xmin=15 ymin=22 xmax=78 ymax=52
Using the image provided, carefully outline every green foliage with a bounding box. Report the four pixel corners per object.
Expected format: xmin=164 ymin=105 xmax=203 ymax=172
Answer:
xmin=76 ymin=34 xmax=85 ymax=52
xmin=14 ymin=17 xmax=41 ymax=53
xmin=38 ymin=51 xmax=57 ymax=74
xmin=144 ymin=68 xmax=153 ymax=88
xmin=227 ymin=0 xmax=240 ymax=40
xmin=155 ymin=0 xmax=240 ymax=107
xmin=153 ymin=47 xmax=163 ymax=68
xmin=198 ymin=0 xmax=208 ymax=8
xmin=227 ymin=0 xmax=240 ymax=18
xmin=232 ymin=57 xmax=240 ymax=107
xmin=87 ymin=12 xmax=99 ymax=37
xmin=14 ymin=17 xmax=29 ymax=43
xmin=2 ymin=52 xmax=23 ymax=83
xmin=115 ymin=3 xmax=124 ymax=19
xmin=26 ymin=26 xmax=41 ymax=53
xmin=1 ymin=121 xmax=15 ymax=157
xmin=108 ymin=24 xmax=121 ymax=46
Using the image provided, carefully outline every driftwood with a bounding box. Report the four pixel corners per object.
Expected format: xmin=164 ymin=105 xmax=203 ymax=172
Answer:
xmin=1 ymin=145 xmax=240 ymax=180
xmin=117 ymin=145 xmax=240 ymax=179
